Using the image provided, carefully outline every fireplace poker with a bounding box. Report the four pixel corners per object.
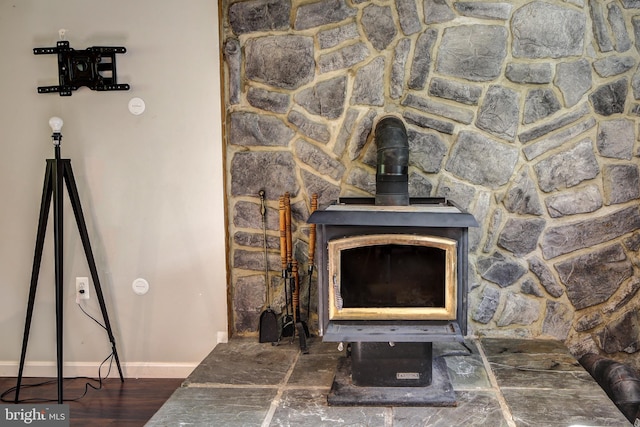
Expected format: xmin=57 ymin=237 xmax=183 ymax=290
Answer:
xmin=287 ymin=194 xmax=311 ymax=345
xmin=279 ymin=195 xmax=294 ymax=338
xmin=292 ymin=260 xmax=308 ymax=353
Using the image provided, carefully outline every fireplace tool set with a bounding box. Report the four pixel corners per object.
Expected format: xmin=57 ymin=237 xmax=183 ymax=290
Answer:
xmin=259 ymin=191 xmax=317 ymax=354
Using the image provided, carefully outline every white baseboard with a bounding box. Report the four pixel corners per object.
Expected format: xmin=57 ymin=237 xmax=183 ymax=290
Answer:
xmin=217 ymin=331 xmax=228 ymax=344
xmin=0 ymin=361 xmax=197 ymax=379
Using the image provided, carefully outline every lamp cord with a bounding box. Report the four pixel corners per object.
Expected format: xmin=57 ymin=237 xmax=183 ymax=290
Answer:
xmin=0 ymin=302 xmax=116 ymax=403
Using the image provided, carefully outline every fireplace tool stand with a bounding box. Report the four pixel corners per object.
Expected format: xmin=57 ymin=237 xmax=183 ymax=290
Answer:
xmin=14 ymin=118 xmax=124 ymax=404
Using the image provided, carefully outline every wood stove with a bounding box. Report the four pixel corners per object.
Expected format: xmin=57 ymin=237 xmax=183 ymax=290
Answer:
xmin=308 ymin=197 xmax=477 ymax=404
xmin=307 ymin=116 xmax=477 ymax=405
xmin=310 ymin=197 xmax=476 ymax=342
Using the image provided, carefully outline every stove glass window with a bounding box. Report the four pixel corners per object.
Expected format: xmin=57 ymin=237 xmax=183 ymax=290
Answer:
xmin=327 ymin=234 xmax=457 ymax=321
xmin=340 ymin=244 xmax=446 ymax=308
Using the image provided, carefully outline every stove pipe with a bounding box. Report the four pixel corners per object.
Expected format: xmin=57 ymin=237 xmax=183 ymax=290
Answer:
xmin=375 ymin=116 xmax=409 ymax=206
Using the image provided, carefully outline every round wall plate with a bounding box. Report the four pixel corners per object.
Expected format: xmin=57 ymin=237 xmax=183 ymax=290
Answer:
xmin=128 ymin=97 xmax=146 ymax=115
xmin=132 ymin=278 xmax=150 ymax=295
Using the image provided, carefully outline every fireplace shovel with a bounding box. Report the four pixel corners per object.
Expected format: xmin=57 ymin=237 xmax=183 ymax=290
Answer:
xmin=258 ymin=190 xmax=279 ymax=343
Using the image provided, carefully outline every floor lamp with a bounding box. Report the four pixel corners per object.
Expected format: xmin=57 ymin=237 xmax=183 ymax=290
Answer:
xmin=14 ymin=117 xmax=124 ymax=404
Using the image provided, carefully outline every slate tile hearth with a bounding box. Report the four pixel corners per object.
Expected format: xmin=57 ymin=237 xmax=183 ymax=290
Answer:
xmin=146 ymin=337 xmax=630 ymax=426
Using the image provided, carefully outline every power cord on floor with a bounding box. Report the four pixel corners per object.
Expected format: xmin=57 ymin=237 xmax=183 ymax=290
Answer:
xmin=1 ymin=302 xmax=117 ymax=403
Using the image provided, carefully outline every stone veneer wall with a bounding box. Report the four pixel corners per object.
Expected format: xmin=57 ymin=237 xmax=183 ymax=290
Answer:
xmin=221 ymin=0 xmax=640 ymax=368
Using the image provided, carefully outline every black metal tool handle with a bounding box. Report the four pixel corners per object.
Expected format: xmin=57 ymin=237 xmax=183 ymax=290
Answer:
xmin=259 ymin=190 xmax=269 ymax=307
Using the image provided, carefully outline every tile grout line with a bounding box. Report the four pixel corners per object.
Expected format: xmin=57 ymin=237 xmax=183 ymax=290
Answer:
xmin=385 ymin=407 xmax=394 ymax=427
xmin=261 ymin=350 xmax=301 ymax=427
xmin=185 ymin=383 xmax=280 ymax=389
xmin=474 ymin=338 xmax=517 ymax=427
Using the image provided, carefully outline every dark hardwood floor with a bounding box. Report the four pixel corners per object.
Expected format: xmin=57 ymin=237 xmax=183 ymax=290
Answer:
xmin=0 ymin=376 xmax=183 ymax=426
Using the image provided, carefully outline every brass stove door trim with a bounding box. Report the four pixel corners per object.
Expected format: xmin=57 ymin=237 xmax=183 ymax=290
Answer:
xmin=328 ymin=234 xmax=457 ymax=321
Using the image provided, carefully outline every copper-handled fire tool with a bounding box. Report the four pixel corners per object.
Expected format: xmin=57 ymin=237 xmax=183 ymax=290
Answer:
xmin=306 ymin=193 xmax=318 ymax=329
xmin=279 ymin=195 xmax=294 ymax=338
xmin=284 ymin=193 xmax=295 ymax=338
xmin=285 ymin=192 xmax=293 ymax=271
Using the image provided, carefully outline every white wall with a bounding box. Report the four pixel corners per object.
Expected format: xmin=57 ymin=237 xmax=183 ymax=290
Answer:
xmin=0 ymin=0 xmax=228 ymax=378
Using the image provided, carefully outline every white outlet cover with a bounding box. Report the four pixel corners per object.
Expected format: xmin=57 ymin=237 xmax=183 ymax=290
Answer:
xmin=132 ymin=278 xmax=150 ymax=295
xmin=128 ymin=97 xmax=146 ymax=115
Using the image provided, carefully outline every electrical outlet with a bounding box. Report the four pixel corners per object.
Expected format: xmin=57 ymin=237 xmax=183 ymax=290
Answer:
xmin=76 ymin=277 xmax=90 ymax=302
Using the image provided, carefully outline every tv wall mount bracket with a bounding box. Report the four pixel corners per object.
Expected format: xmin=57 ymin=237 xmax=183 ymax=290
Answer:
xmin=34 ymin=40 xmax=130 ymax=96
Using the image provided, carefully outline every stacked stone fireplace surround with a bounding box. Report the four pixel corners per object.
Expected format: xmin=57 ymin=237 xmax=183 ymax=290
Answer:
xmin=223 ymin=0 xmax=640 ymax=370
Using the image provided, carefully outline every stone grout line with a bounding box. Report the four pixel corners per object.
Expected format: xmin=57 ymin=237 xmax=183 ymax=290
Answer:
xmin=261 ymin=350 xmax=301 ymax=427
xmin=184 ymin=382 xmax=329 ymax=390
xmin=474 ymin=338 xmax=517 ymax=427
xmin=185 ymin=383 xmax=279 ymax=389
xmin=385 ymin=407 xmax=394 ymax=427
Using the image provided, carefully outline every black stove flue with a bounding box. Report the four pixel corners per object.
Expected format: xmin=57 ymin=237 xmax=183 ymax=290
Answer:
xmin=375 ymin=116 xmax=409 ymax=206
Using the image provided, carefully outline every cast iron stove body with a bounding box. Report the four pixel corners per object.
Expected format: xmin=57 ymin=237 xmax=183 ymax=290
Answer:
xmin=309 ymin=197 xmax=477 ymax=393
xmin=309 ymin=197 xmax=477 ymax=394
xmin=309 ymin=196 xmax=477 ymax=342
